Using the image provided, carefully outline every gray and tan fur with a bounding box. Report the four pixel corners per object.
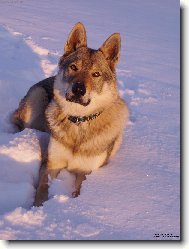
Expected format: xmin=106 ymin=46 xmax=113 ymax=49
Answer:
xmin=12 ymin=22 xmax=129 ymax=206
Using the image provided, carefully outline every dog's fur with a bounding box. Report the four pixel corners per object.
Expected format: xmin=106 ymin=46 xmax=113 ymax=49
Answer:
xmin=11 ymin=22 xmax=129 ymax=206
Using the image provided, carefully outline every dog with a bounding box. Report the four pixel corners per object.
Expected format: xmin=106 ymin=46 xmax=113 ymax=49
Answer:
xmin=11 ymin=22 xmax=129 ymax=206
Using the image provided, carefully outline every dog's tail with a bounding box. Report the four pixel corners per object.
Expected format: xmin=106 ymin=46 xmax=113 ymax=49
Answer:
xmin=10 ymin=102 xmax=25 ymax=132
xmin=10 ymin=76 xmax=55 ymax=133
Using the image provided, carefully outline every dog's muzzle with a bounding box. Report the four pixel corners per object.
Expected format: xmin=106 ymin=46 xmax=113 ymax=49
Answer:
xmin=72 ymin=82 xmax=86 ymax=97
xmin=65 ymin=82 xmax=90 ymax=106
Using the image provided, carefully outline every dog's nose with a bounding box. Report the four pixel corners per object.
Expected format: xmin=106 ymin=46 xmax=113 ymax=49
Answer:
xmin=72 ymin=82 xmax=86 ymax=96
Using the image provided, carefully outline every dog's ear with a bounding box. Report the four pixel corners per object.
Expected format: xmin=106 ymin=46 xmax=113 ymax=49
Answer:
xmin=64 ymin=22 xmax=87 ymax=55
xmin=99 ymin=33 xmax=121 ymax=71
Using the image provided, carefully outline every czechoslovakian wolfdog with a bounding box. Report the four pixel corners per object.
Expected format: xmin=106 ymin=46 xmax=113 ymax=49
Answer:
xmin=12 ymin=22 xmax=129 ymax=206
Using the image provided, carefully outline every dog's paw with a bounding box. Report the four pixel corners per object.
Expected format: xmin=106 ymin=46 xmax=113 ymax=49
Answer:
xmin=33 ymin=193 xmax=47 ymax=207
xmin=72 ymin=189 xmax=80 ymax=198
xmin=34 ymin=186 xmax=48 ymax=207
xmin=33 ymin=198 xmax=44 ymax=207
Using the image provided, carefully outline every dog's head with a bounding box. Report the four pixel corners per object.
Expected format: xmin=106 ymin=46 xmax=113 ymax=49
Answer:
xmin=54 ymin=22 xmax=121 ymax=115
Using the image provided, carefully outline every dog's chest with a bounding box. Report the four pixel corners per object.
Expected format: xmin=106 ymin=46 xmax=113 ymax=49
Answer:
xmin=57 ymin=120 xmax=91 ymax=147
xmin=48 ymin=136 xmax=107 ymax=174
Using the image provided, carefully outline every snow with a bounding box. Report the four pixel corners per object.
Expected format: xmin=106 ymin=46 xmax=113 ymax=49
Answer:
xmin=0 ymin=0 xmax=180 ymax=240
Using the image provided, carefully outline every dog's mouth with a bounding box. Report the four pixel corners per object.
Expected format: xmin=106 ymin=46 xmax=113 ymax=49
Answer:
xmin=66 ymin=95 xmax=91 ymax=106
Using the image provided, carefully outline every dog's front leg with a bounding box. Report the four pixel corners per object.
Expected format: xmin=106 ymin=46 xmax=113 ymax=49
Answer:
xmin=72 ymin=173 xmax=86 ymax=198
xmin=34 ymin=137 xmax=67 ymax=206
xmin=34 ymin=167 xmax=60 ymax=206
xmin=34 ymin=167 xmax=48 ymax=207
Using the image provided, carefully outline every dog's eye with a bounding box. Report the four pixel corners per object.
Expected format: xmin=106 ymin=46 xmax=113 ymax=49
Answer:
xmin=92 ymin=72 xmax=101 ymax=77
xmin=70 ymin=64 xmax=78 ymax=71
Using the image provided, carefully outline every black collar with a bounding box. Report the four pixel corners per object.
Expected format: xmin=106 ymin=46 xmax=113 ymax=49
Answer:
xmin=68 ymin=112 xmax=102 ymax=125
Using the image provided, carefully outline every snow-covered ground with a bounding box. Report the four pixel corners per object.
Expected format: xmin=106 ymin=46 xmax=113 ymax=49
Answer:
xmin=0 ymin=0 xmax=180 ymax=240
